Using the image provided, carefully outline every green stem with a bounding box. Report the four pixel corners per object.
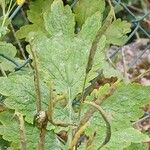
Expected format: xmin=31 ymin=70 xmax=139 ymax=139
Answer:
xmin=81 ymin=73 xmax=88 ymax=102
xmin=30 ymin=45 xmax=42 ymax=112
xmin=84 ymin=101 xmax=111 ymax=150
xmin=6 ymin=0 xmax=13 ymax=15
xmin=67 ymin=87 xmax=73 ymax=148
xmin=1 ymin=0 xmax=16 ymax=27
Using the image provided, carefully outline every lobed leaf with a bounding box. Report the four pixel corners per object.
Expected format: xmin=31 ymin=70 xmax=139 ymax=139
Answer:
xmin=0 ymin=71 xmax=49 ymax=124
xmin=0 ymin=111 xmax=62 ymax=149
xmin=16 ymin=0 xmax=53 ymax=39
xmin=44 ymin=0 xmax=75 ymax=37
xmin=85 ymin=83 xmax=150 ymax=150
xmin=74 ymin=0 xmax=105 ymax=28
xmin=0 ymin=0 xmax=133 ymax=149
xmin=105 ymin=19 xmax=131 ymax=45
xmin=0 ymin=41 xmax=17 ymax=71
xmin=26 ymin=0 xmax=131 ymax=99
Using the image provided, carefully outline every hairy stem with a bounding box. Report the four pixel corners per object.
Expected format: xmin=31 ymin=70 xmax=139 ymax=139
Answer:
xmin=38 ymin=128 xmax=47 ymax=150
xmin=70 ymin=81 xmax=119 ymax=149
xmin=47 ymin=83 xmax=75 ymax=127
xmin=15 ymin=112 xmax=27 ymax=150
xmin=81 ymin=2 xmax=115 ymax=105
xmin=10 ymin=23 xmax=27 ymax=60
xmin=30 ymin=45 xmax=42 ymax=112
xmin=68 ymin=123 xmax=88 ymax=150
xmin=84 ymin=101 xmax=111 ymax=150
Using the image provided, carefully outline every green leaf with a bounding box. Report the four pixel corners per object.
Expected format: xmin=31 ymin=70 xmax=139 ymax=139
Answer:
xmin=16 ymin=0 xmax=53 ymax=39
xmin=77 ymin=11 xmax=102 ymax=43
xmin=104 ymin=83 xmax=150 ymax=128
xmin=102 ymin=128 xmax=150 ymax=150
xmin=0 ymin=71 xmax=49 ymax=124
xmin=26 ymin=0 xmax=131 ymax=99
xmin=124 ymin=143 xmax=148 ymax=150
xmin=0 ymin=111 xmax=62 ymax=150
xmin=43 ymin=0 xmax=75 ymax=37
xmin=0 ymin=26 xmax=8 ymax=37
xmin=105 ymin=19 xmax=131 ymax=45
xmin=85 ymin=83 xmax=150 ymax=150
xmin=0 ymin=1 xmax=133 ymax=148
xmin=16 ymin=24 xmax=44 ymax=39
xmin=0 ymin=111 xmax=19 ymax=147
xmin=74 ymin=0 xmax=105 ymax=28
xmin=26 ymin=2 xmax=103 ymax=97
xmin=0 ymin=41 xmax=17 ymax=71
xmin=27 ymin=0 xmax=53 ymax=23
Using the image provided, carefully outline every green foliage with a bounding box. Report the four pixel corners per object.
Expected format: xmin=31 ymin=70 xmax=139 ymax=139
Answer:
xmin=74 ymin=0 xmax=105 ymax=28
xmin=124 ymin=143 xmax=148 ymax=150
xmin=44 ymin=0 xmax=75 ymax=37
xmin=0 ymin=72 xmax=36 ymax=123
xmin=16 ymin=0 xmax=53 ymax=39
xmin=0 ymin=111 xmax=62 ymax=149
xmin=0 ymin=0 xmax=149 ymax=150
xmin=26 ymin=0 xmax=130 ymax=98
xmin=85 ymin=83 xmax=150 ymax=150
xmin=105 ymin=19 xmax=131 ymax=45
xmin=0 ymin=42 xmax=17 ymax=71
xmin=103 ymin=128 xmax=149 ymax=150
xmin=0 ymin=26 xmax=8 ymax=37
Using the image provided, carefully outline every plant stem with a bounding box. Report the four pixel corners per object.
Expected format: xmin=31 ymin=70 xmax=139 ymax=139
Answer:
xmin=38 ymin=128 xmax=47 ymax=150
xmin=10 ymin=23 xmax=27 ymax=60
xmin=6 ymin=0 xmax=13 ymax=15
xmin=1 ymin=0 xmax=14 ymax=27
xmin=30 ymin=45 xmax=42 ymax=112
xmin=67 ymin=87 xmax=73 ymax=148
xmin=81 ymin=73 xmax=88 ymax=102
xmin=81 ymin=2 xmax=114 ymax=103
xmin=84 ymin=101 xmax=111 ymax=150
xmin=131 ymin=68 xmax=150 ymax=83
xmin=15 ymin=112 xmax=27 ymax=150
xmin=47 ymin=83 xmax=75 ymax=127
xmin=70 ymin=81 xmax=119 ymax=149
